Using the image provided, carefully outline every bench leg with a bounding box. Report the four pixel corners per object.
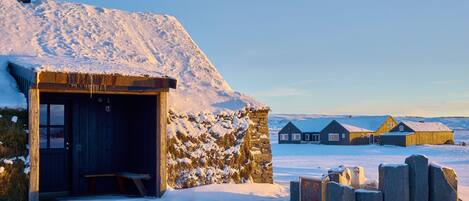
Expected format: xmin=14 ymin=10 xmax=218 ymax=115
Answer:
xmin=116 ymin=177 xmax=126 ymax=194
xmin=132 ymin=179 xmax=147 ymax=197
xmin=88 ymin=178 xmax=97 ymax=195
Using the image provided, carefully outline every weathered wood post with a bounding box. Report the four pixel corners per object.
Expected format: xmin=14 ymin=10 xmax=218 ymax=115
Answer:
xmin=28 ymin=88 xmax=40 ymax=201
xmin=157 ymin=91 xmax=168 ymax=197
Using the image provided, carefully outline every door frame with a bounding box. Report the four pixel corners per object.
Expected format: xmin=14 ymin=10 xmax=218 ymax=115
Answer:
xmin=39 ymin=94 xmax=73 ymax=195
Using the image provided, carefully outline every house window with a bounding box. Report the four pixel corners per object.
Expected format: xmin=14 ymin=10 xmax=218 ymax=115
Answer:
xmin=388 ymin=122 xmax=394 ymax=128
xmin=304 ymin=134 xmax=310 ymax=141
xmin=312 ymin=134 xmax=320 ymax=142
xmin=280 ymin=134 xmax=289 ymax=141
xmin=292 ymin=133 xmax=302 ymax=141
xmin=40 ymin=104 xmax=65 ymax=149
xmin=399 ymin=125 xmax=404 ymax=132
xmin=329 ymin=133 xmax=340 ymax=142
xmin=342 ymin=133 xmax=346 ymax=139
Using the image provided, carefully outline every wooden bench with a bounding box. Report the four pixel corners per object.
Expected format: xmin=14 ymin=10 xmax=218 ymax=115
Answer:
xmin=84 ymin=172 xmax=151 ymax=197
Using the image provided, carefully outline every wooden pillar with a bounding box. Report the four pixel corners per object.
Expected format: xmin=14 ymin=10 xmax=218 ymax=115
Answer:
xmin=28 ymin=88 xmax=40 ymax=201
xmin=157 ymin=91 xmax=168 ymax=197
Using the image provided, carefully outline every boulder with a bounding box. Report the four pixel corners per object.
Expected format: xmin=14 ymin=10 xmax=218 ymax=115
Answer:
xmin=405 ymin=155 xmax=429 ymax=201
xmin=350 ymin=166 xmax=366 ymax=189
xmin=329 ymin=165 xmax=366 ymax=188
xmin=429 ymin=163 xmax=458 ymax=201
xmin=290 ymin=181 xmax=300 ymax=201
xmin=326 ymin=181 xmax=356 ymax=201
xmin=378 ymin=164 xmax=409 ymax=201
xmin=300 ymin=176 xmax=329 ymax=201
xmin=328 ymin=166 xmax=353 ymax=186
xmin=355 ymin=189 xmax=383 ymax=201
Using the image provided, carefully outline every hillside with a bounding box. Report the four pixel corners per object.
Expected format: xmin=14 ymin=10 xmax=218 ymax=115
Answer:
xmin=0 ymin=0 xmax=263 ymax=112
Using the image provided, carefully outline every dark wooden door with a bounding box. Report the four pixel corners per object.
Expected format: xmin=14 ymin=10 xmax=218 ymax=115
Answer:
xmin=39 ymin=101 xmax=72 ymax=193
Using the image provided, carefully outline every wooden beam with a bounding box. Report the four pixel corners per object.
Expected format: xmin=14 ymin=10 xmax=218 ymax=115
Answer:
xmin=38 ymin=88 xmax=166 ymax=95
xmin=157 ymin=91 xmax=168 ymax=197
xmin=28 ymin=88 xmax=40 ymax=201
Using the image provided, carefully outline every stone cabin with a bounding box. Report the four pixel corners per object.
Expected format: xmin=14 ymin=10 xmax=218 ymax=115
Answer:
xmin=380 ymin=121 xmax=454 ymax=147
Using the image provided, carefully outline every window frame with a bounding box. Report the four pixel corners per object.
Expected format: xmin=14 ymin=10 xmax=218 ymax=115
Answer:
xmin=399 ymin=125 xmax=405 ymax=132
xmin=304 ymin=134 xmax=310 ymax=141
xmin=292 ymin=133 xmax=302 ymax=141
xmin=280 ymin=134 xmax=289 ymax=141
xmin=328 ymin=133 xmax=340 ymax=142
xmin=40 ymin=103 xmax=66 ymax=149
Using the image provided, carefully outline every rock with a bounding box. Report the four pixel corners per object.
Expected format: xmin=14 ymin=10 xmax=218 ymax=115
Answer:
xmin=350 ymin=166 xmax=366 ymax=189
xmin=429 ymin=163 xmax=458 ymax=201
xmin=378 ymin=164 xmax=409 ymax=201
xmin=405 ymin=155 xmax=429 ymax=201
xmin=328 ymin=166 xmax=353 ymax=186
xmin=300 ymin=176 xmax=329 ymax=201
xmin=326 ymin=182 xmax=356 ymax=201
xmin=290 ymin=181 xmax=300 ymax=201
xmin=355 ymin=189 xmax=383 ymax=201
xmin=329 ymin=166 xmax=366 ymax=189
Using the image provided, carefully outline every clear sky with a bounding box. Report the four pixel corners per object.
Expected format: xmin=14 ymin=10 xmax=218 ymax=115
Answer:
xmin=70 ymin=0 xmax=469 ymax=117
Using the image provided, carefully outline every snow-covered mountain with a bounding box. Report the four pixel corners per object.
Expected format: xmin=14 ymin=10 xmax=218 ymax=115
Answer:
xmin=0 ymin=0 xmax=263 ymax=112
xmin=270 ymin=114 xmax=469 ymax=130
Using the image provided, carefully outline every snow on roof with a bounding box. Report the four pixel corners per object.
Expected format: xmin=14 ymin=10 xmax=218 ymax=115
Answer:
xmin=0 ymin=0 xmax=264 ymax=112
xmin=402 ymin=121 xmax=452 ymax=132
xmin=339 ymin=123 xmax=372 ymax=133
xmin=291 ymin=116 xmax=390 ymax=132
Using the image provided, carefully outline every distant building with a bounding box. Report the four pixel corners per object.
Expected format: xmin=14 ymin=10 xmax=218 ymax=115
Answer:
xmin=380 ymin=121 xmax=454 ymax=147
xmin=278 ymin=116 xmax=397 ymax=145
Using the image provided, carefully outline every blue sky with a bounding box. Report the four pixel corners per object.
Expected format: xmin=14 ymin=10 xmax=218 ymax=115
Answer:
xmin=70 ymin=0 xmax=469 ymax=117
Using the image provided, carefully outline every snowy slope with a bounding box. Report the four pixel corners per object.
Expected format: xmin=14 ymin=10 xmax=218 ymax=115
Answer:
xmin=0 ymin=0 xmax=263 ymax=112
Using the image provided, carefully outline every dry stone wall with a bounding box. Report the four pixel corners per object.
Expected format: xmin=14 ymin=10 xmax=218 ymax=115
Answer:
xmin=166 ymin=108 xmax=273 ymax=188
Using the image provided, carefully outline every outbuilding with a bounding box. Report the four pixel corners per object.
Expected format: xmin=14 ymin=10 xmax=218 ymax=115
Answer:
xmin=380 ymin=121 xmax=454 ymax=147
xmin=8 ymin=61 xmax=176 ymax=200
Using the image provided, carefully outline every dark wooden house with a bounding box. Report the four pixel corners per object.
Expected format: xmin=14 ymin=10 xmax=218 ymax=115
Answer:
xmin=278 ymin=120 xmax=328 ymax=144
xmin=380 ymin=121 xmax=454 ymax=147
xmin=319 ymin=116 xmax=397 ymax=145
xmin=8 ymin=62 xmax=176 ymax=201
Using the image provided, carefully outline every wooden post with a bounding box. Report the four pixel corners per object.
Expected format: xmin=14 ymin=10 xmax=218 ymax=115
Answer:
xmin=157 ymin=92 xmax=168 ymax=197
xmin=28 ymin=88 xmax=40 ymax=201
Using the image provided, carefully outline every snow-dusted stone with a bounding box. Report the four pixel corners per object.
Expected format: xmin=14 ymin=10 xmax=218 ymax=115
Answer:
xmin=350 ymin=166 xmax=366 ymax=189
xmin=378 ymin=164 xmax=409 ymax=201
xmin=300 ymin=176 xmax=329 ymax=201
xmin=429 ymin=163 xmax=458 ymax=201
xmin=326 ymin=182 xmax=355 ymax=201
xmin=329 ymin=166 xmax=366 ymax=189
xmin=355 ymin=189 xmax=383 ymax=201
xmin=328 ymin=166 xmax=353 ymax=186
xmin=290 ymin=181 xmax=300 ymax=201
xmin=405 ymin=155 xmax=429 ymax=201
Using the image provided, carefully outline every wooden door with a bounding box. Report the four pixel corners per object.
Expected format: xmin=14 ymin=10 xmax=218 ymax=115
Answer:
xmin=39 ymin=101 xmax=71 ymax=193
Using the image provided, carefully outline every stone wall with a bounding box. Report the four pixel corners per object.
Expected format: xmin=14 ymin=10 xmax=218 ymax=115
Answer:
xmin=166 ymin=108 xmax=273 ymax=188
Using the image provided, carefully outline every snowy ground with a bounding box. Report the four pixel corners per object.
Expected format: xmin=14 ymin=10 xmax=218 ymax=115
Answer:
xmin=59 ymin=130 xmax=469 ymax=201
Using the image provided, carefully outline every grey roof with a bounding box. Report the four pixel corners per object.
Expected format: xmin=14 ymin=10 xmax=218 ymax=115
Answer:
xmin=290 ymin=116 xmax=391 ymax=132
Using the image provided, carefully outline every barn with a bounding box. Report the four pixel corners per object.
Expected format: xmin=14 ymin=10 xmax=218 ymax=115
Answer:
xmin=380 ymin=121 xmax=454 ymax=147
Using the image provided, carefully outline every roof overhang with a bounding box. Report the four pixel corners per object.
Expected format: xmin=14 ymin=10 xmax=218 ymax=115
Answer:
xmin=8 ymin=62 xmax=177 ymax=94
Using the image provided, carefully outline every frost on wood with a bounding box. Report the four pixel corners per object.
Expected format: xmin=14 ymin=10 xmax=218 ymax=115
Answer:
xmin=167 ymin=108 xmax=273 ymax=188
